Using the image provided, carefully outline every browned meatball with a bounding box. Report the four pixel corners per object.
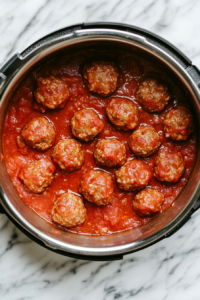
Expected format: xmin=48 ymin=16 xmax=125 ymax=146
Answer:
xmin=18 ymin=158 xmax=56 ymax=193
xmin=154 ymin=151 xmax=185 ymax=182
xmin=115 ymin=160 xmax=152 ymax=191
xmin=51 ymin=192 xmax=86 ymax=227
xmin=83 ymin=61 xmax=119 ymax=97
xmin=129 ymin=126 xmax=161 ymax=157
xmin=79 ymin=170 xmax=114 ymax=206
xmin=137 ymin=78 xmax=170 ymax=112
xmin=21 ymin=116 xmax=55 ymax=151
xmin=52 ymin=139 xmax=84 ymax=172
xmin=94 ymin=139 xmax=126 ymax=167
xmin=34 ymin=76 xmax=69 ymax=112
xmin=71 ymin=109 xmax=104 ymax=142
xmin=106 ymin=98 xmax=139 ymax=130
xmin=164 ymin=107 xmax=194 ymax=140
xmin=133 ymin=188 xmax=164 ymax=217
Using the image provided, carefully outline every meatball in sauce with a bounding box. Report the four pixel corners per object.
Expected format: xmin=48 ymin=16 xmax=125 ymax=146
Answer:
xmin=106 ymin=98 xmax=139 ymax=130
xmin=83 ymin=61 xmax=119 ymax=97
xmin=52 ymin=139 xmax=84 ymax=172
xmin=71 ymin=109 xmax=104 ymax=142
xmin=133 ymin=188 xmax=164 ymax=217
xmin=115 ymin=160 xmax=152 ymax=191
xmin=137 ymin=78 xmax=170 ymax=112
xmin=154 ymin=151 xmax=185 ymax=182
xmin=79 ymin=170 xmax=114 ymax=206
xmin=51 ymin=192 xmax=86 ymax=228
xmin=164 ymin=107 xmax=194 ymax=140
xmin=21 ymin=116 xmax=55 ymax=151
xmin=18 ymin=158 xmax=56 ymax=193
xmin=34 ymin=75 xmax=69 ymax=112
xmin=129 ymin=126 xmax=160 ymax=157
xmin=94 ymin=138 xmax=126 ymax=167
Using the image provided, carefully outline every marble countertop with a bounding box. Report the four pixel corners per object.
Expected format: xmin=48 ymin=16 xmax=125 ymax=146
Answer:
xmin=1 ymin=0 xmax=200 ymax=299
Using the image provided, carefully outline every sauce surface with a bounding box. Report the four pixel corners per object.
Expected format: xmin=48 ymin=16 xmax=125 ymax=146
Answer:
xmin=3 ymin=48 xmax=196 ymax=235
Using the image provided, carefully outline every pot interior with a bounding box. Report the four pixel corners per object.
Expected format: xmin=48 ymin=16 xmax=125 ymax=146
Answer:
xmin=1 ymin=33 xmax=200 ymax=255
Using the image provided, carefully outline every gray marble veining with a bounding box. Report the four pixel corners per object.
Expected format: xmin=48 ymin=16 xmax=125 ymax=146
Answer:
xmin=1 ymin=0 xmax=200 ymax=299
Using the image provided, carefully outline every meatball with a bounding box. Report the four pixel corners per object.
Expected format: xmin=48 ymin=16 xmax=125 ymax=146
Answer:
xmin=133 ymin=188 xmax=164 ymax=217
xmin=79 ymin=170 xmax=114 ymax=206
xmin=154 ymin=151 xmax=185 ymax=182
xmin=94 ymin=139 xmax=126 ymax=167
xmin=106 ymin=98 xmax=139 ymax=130
xmin=115 ymin=160 xmax=152 ymax=191
xmin=34 ymin=76 xmax=69 ymax=112
xmin=164 ymin=107 xmax=194 ymax=140
xmin=18 ymin=158 xmax=56 ymax=193
xmin=52 ymin=139 xmax=84 ymax=172
xmin=51 ymin=192 xmax=86 ymax=228
xmin=137 ymin=78 xmax=170 ymax=112
xmin=21 ymin=116 xmax=55 ymax=151
xmin=128 ymin=126 xmax=161 ymax=157
xmin=83 ymin=61 xmax=119 ymax=97
xmin=71 ymin=109 xmax=104 ymax=142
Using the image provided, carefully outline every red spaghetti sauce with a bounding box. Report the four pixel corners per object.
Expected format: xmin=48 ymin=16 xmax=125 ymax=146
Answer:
xmin=3 ymin=48 xmax=196 ymax=235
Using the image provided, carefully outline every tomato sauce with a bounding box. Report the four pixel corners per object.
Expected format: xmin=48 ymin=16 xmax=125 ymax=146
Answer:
xmin=3 ymin=48 xmax=196 ymax=235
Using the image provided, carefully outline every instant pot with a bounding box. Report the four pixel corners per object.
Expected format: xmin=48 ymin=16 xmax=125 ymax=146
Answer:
xmin=1 ymin=22 xmax=200 ymax=261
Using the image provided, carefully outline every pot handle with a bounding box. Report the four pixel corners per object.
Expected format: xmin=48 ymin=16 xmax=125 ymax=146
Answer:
xmin=165 ymin=197 xmax=200 ymax=238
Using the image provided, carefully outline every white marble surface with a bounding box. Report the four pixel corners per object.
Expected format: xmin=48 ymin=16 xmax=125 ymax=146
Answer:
xmin=1 ymin=0 xmax=200 ymax=299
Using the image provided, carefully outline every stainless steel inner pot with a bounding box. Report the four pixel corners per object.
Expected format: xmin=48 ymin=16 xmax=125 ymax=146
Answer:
xmin=1 ymin=23 xmax=200 ymax=260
